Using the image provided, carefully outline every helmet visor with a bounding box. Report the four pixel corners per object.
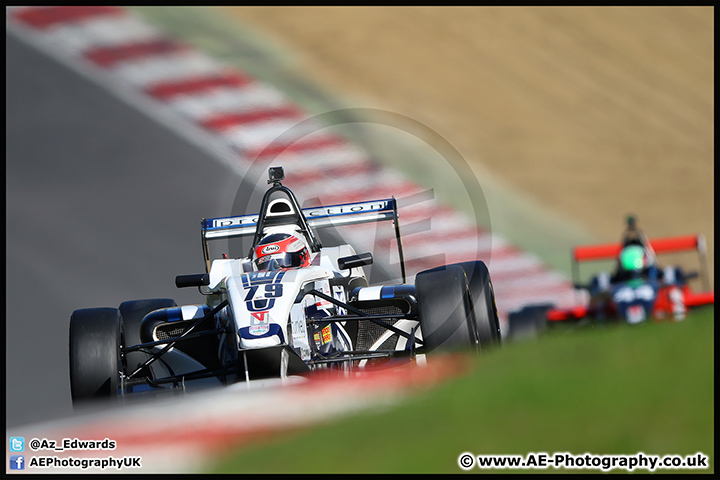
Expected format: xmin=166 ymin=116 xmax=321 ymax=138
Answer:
xmin=619 ymin=245 xmax=645 ymax=271
xmin=256 ymin=251 xmax=307 ymax=271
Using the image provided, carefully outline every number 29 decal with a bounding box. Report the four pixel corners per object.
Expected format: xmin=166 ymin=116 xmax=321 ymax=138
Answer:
xmin=245 ymin=283 xmax=284 ymax=311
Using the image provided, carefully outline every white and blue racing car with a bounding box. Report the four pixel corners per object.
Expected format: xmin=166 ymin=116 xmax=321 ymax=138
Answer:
xmin=69 ymin=167 xmax=501 ymax=403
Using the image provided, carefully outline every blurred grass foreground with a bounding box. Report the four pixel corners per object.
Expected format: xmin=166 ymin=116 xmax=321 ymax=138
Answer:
xmin=211 ymin=307 xmax=714 ymax=473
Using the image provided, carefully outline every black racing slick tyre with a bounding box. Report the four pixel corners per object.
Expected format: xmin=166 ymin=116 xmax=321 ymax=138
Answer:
xmin=69 ymin=308 xmax=122 ymax=403
xmin=507 ymin=304 xmax=552 ymax=341
xmin=453 ymin=261 xmax=502 ymax=350
xmin=119 ymin=298 xmax=177 ymax=373
xmin=415 ymin=264 xmax=476 ymax=354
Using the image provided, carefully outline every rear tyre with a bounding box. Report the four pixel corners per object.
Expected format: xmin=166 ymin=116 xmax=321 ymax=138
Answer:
xmin=454 ymin=261 xmax=501 ymax=350
xmin=415 ymin=264 xmax=476 ymax=354
xmin=69 ymin=308 xmax=122 ymax=403
xmin=507 ymin=304 xmax=552 ymax=341
xmin=119 ymin=298 xmax=177 ymax=373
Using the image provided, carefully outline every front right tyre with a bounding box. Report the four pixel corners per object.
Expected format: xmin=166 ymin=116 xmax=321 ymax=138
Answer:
xmin=69 ymin=307 xmax=122 ymax=403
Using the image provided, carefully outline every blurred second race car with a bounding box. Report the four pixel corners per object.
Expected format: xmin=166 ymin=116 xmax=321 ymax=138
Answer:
xmin=507 ymin=215 xmax=714 ymax=340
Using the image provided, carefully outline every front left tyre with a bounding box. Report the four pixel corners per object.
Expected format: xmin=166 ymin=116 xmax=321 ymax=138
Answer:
xmin=69 ymin=307 xmax=122 ymax=403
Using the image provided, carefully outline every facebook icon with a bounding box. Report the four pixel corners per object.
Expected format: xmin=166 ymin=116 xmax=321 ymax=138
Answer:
xmin=10 ymin=455 xmax=25 ymax=470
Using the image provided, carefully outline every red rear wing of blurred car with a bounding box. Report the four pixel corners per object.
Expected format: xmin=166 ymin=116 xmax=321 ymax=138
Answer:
xmin=572 ymin=234 xmax=710 ymax=289
xmin=572 ymin=235 xmax=706 ymax=262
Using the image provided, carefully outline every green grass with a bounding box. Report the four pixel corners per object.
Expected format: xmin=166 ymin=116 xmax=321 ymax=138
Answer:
xmin=209 ymin=307 xmax=713 ymax=474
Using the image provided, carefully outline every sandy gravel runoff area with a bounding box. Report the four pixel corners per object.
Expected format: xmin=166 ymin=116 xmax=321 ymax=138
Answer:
xmin=216 ymin=6 xmax=713 ymax=286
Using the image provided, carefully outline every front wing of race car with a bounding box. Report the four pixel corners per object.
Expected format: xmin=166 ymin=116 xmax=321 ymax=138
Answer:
xmin=116 ymin=288 xmax=425 ymax=397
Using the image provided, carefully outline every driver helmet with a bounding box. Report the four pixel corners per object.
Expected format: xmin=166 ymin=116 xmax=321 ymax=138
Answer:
xmin=618 ymin=245 xmax=647 ymax=272
xmin=253 ymin=233 xmax=310 ymax=271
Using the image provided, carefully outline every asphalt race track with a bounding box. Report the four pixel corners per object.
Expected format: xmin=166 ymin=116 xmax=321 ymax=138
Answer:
xmin=6 ymin=32 xmax=243 ymax=429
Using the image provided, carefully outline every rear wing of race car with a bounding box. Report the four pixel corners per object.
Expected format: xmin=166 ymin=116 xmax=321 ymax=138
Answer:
xmin=201 ymin=198 xmax=406 ymax=280
xmin=570 ymin=233 xmax=712 ymax=300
